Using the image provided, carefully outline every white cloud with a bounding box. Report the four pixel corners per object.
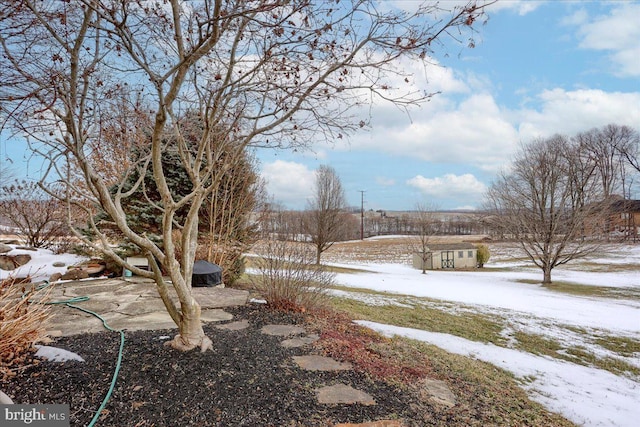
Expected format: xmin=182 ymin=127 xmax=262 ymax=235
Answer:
xmin=343 ymin=84 xmax=639 ymax=176
xmin=573 ymin=3 xmax=640 ymax=77
xmin=349 ymin=93 xmax=519 ymax=172
xmin=516 ymin=88 xmax=640 ymax=140
xmin=488 ymin=0 xmax=543 ymax=16
xmin=560 ymin=8 xmax=588 ymax=27
xmin=261 ymin=160 xmax=315 ymax=206
xmin=407 ymin=173 xmax=487 ymax=198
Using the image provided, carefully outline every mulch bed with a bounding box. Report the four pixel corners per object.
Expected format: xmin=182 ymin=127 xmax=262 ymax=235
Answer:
xmin=2 ymin=304 xmax=424 ymax=426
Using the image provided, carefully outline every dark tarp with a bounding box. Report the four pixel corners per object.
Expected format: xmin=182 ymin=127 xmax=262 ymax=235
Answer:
xmin=192 ymin=260 xmax=223 ymax=287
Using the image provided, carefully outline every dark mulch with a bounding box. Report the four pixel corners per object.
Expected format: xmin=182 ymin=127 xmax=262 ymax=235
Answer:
xmin=2 ymin=304 xmax=424 ymax=426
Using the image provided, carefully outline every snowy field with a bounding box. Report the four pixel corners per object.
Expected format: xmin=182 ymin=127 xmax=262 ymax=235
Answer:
xmin=326 ymin=241 xmax=640 ymax=427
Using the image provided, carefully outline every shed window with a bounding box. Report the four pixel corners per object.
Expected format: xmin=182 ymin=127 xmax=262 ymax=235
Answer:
xmin=468 ymin=250 xmax=474 ymax=258
xmin=458 ymin=251 xmax=464 ymax=258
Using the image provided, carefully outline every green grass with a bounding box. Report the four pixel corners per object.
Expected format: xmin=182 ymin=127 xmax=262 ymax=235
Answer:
xmin=329 ymin=296 xmax=507 ymax=346
xmin=512 ymin=331 xmax=640 ymax=378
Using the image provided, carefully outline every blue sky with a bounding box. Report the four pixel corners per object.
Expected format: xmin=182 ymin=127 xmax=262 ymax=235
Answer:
xmin=2 ymin=1 xmax=639 ymax=211
xmin=258 ymin=1 xmax=640 ymax=211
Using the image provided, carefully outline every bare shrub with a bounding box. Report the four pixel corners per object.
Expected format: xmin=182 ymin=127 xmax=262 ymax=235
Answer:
xmin=251 ymin=239 xmax=334 ymax=312
xmin=0 ymin=181 xmax=69 ymax=249
xmin=0 ymin=278 xmax=52 ymax=379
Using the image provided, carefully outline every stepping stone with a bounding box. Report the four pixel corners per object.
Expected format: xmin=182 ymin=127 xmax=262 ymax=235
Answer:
xmin=418 ymin=379 xmax=456 ymax=408
xmin=216 ymin=319 xmax=250 ymax=331
xmin=190 ymin=287 xmax=249 ymax=309
xmin=261 ymin=324 xmax=306 ymax=336
xmin=281 ymin=334 xmax=319 ymax=348
xmin=316 ymin=383 xmax=376 ymax=405
xmin=293 ymin=355 xmax=352 ymax=371
xmin=200 ymin=309 xmax=233 ymax=323
xmin=106 ymin=311 xmax=177 ymax=331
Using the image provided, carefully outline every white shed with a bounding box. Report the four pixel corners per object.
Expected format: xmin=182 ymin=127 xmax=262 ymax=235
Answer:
xmin=413 ymin=243 xmax=478 ymax=270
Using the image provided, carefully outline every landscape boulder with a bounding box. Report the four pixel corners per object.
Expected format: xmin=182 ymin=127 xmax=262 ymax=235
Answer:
xmin=0 ymin=253 xmax=32 ymax=271
xmin=49 ymin=272 xmax=63 ymax=282
xmin=60 ymin=268 xmax=89 ymax=281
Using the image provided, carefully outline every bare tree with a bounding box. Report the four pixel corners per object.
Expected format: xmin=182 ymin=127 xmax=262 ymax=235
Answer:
xmin=575 ymin=124 xmax=636 ymax=199
xmin=304 ymin=165 xmax=348 ymax=264
xmin=0 ymin=181 xmax=68 ymax=248
xmin=484 ymin=135 xmax=607 ymax=284
xmin=0 ymin=0 xmax=490 ymax=352
xmin=608 ymin=125 xmax=640 ymax=183
xmin=0 ymin=163 xmax=13 ymax=183
xmin=408 ymin=202 xmax=441 ymax=274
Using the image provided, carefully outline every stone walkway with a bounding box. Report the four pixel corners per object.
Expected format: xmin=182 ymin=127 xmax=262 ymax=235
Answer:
xmin=218 ymin=321 xmax=404 ymax=426
xmin=43 ymin=277 xmax=248 ymax=336
xmin=38 ymin=277 xmax=455 ymax=426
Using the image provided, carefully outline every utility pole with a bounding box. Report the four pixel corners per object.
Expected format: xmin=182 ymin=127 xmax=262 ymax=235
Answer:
xmin=359 ymin=190 xmax=366 ymax=240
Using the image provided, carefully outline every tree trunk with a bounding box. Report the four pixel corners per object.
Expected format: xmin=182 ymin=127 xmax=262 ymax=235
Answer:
xmin=166 ymin=298 xmax=212 ymax=352
xmin=316 ymin=246 xmax=322 ymax=265
xmin=542 ymin=266 xmax=552 ymax=284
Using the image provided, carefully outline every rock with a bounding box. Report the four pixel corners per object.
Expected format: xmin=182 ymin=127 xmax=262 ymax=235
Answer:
xmin=316 ymin=383 xmax=376 ymax=405
xmin=13 ymin=253 xmax=31 ymax=266
xmin=52 ymin=261 xmax=66 ymax=267
xmin=60 ymin=268 xmax=89 ymax=280
xmin=0 ymin=255 xmax=16 ymax=270
xmin=200 ymin=309 xmax=233 ymax=323
xmin=281 ymin=334 xmax=320 ymax=348
xmin=260 ymin=324 xmax=306 ymax=336
xmin=0 ymin=243 xmax=12 ymax=254
xmin=293 ymin=355 xmax=352 ymax=371
xmin=0 ymin=390 xmax=13 ymax=404
xmin=0 ymin=253 xmax=31 ymax=270
xmin=418 ymin=379 xmax=456 ymax=408
xmin=49 ymin=272 xmax=63 ymax=282
xmin=216 ymin=319 xmax=250 ymax=331
xmin=190 ymin=287 xmax=248 ymax=308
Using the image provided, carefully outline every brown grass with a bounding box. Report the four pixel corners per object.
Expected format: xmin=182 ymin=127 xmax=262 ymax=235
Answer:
xmin=0 ymin=277 xmax=53 ymax=380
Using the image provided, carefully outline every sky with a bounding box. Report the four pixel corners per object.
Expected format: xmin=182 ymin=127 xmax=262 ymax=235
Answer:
xmin=257 ymin=0 xmax=640 ymax=211
xmin=1 ymin=1 xmax=639 ymax=211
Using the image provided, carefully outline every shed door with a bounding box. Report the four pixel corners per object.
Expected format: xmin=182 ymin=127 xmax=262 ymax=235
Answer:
xmin=441 ymin=251 xmax=454 ymax=269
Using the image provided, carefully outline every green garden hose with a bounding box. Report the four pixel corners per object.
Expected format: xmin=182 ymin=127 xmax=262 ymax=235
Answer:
xmin=37 ymin=282 xmax=126 ymax=427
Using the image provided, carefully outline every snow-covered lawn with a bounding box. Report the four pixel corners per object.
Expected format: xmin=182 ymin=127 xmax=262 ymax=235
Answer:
xmin=327 ymin=244 xmax=640 ymax=427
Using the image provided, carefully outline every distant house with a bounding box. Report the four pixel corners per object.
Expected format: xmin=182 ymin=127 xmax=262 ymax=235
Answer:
xmin=607 ymin=199 xmax=640 ymax=240
xmin=413 ymin=243 xmax=478 ymax=270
